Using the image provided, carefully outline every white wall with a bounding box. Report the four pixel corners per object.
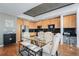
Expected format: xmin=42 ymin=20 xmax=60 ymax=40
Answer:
xmin=0 ymin=12 xmax=17 ymax=46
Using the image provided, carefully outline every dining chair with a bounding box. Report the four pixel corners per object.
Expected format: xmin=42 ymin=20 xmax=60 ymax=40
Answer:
xmin=42 ymin=41 xmax=53 ymax=56
xmin=35 ymin=31 xmax=45 ymax=47
xmin=50 ymin=33 xmax=62 ymax=56
xmin=37 ymin=31 xmax=45 ymax=40
xmin=42 ymin=31 xmax=54 ymax=56
xmin=22 ymin=32 xmax=30 ymax=43
xmin=42 ymin=33 xmax=62 ymax=56
xmin=44 ymin=32 xmax=54 ymax=44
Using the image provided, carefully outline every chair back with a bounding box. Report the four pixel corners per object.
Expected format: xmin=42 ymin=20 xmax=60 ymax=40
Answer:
xmin=22 ymin=32 xmax=30 ymax=41
xmin=38 ymin=31 xmax=44 ymax=40
xmin=44 ymin=32 xmax=54 ymax=43
xmin=42 ymin=41 xmax=53 ymax=54
xmin=51 ymin=33 xmax=62 ymax=55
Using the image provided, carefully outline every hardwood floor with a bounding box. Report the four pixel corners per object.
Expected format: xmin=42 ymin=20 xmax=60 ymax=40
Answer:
xmin=0 ymin=43 xmax=79 ymax=56
xmin=59 ymin=44 xmax=79 ymax=56
xmin=0 ymin=43 xmax=17 ymax=56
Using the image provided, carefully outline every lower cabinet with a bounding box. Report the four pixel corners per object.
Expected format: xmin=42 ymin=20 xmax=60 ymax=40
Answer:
xmin=3 ymin=33 xmax=16 ymax=46
xmin=63 ymin=36 xmax=77 ymax=47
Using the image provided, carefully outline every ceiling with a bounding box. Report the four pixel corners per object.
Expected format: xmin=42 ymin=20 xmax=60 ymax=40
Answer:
xmin=24 ymin=3 xmax=73 ymax=17
xmin=0 ymin=3 xmax=77 ymax=21
xmin=0 ymin=3 xmax=41 ymax=17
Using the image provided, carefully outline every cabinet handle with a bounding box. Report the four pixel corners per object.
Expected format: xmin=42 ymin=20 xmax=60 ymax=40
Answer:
xmin=9 ymin=38 xmax=12 ymax=40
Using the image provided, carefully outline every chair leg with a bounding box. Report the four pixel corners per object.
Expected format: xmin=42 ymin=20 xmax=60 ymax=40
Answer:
xmin=56 ymin=51 xmax=58 ymax=56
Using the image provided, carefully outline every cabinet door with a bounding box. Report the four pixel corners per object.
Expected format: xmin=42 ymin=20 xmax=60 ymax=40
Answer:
xmin=64 ymin=15 xmax=76 ymax=28
xmin=4 ymin=34 xmax=11 ymax=45
xmin=11 ymin=34 xmax=16 ymax=43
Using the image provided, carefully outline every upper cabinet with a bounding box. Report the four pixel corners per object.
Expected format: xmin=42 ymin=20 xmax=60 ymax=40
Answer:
xmin=29 ymin=22 xmax=37 ymax=29
xmin=41 ymin=19 xmax=50 ymax=28
xmin=64 ymin=15 xmax=76 ymax=28
xmin=50 ymin=17 xmax=60 ymax=28
xmin=24 ymin=20 xmax=30 ymax=28
xmin=35 ymin=17 xmax=60 ymax=29
xmin=17 ymin=18 xmax=23 ymax=25
xmin=17 ymin=14 xmax=76 ymax=29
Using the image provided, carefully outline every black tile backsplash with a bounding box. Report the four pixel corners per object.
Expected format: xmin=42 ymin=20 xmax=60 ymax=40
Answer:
xmin=64 ymin=28 xmax=76 ymax=36
xmin=29 ymin=28 xmax=76 ymax=36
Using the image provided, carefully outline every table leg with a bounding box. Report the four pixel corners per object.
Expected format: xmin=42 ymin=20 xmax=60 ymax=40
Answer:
xmin=40 ymin=49 xmax=43 ymax=56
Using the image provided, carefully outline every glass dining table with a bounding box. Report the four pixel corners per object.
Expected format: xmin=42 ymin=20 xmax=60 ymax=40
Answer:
xmin=19 ymin=41 xmax=43 ymax=56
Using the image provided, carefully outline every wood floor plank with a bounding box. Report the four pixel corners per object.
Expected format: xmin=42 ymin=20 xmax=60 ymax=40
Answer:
xmin=0 ymin=43 xmax=79 ymax=56
xmin=0 ymin=44 xmax=17 ymax=56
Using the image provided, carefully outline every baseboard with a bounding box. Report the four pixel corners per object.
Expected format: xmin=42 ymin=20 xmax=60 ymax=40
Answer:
xmin=0 ymin=44 xmax=4 ymax=47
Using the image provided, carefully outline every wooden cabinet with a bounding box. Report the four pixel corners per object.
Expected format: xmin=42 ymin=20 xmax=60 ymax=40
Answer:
xmin=41 ymin=19 xmax=50 ymax=28
xmin=36 ymin=21 xmax=42 ymax=28
xmin=36 ymin=17 xmax=60 ymax=29
xmin=24 ymin=20 xmax=30 ymax=28
xmin=70 ymin=15 xmax=76 ymax=28
xmin=50 ymin=17 xmax=60 ymax=28
xmin=64 ymin=15 xmax=76 ymax=28
xmin=16 ymin=19 xmax=23 ymax=25
xmin=29 ymin=22 xmax=37 ymax=29
xmin=16 ymin=19 xmax=23 ymax=42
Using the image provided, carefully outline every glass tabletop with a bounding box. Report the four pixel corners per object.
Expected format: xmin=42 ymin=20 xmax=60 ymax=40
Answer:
xmin=20 ymin=41 xmax=42 ymax=52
